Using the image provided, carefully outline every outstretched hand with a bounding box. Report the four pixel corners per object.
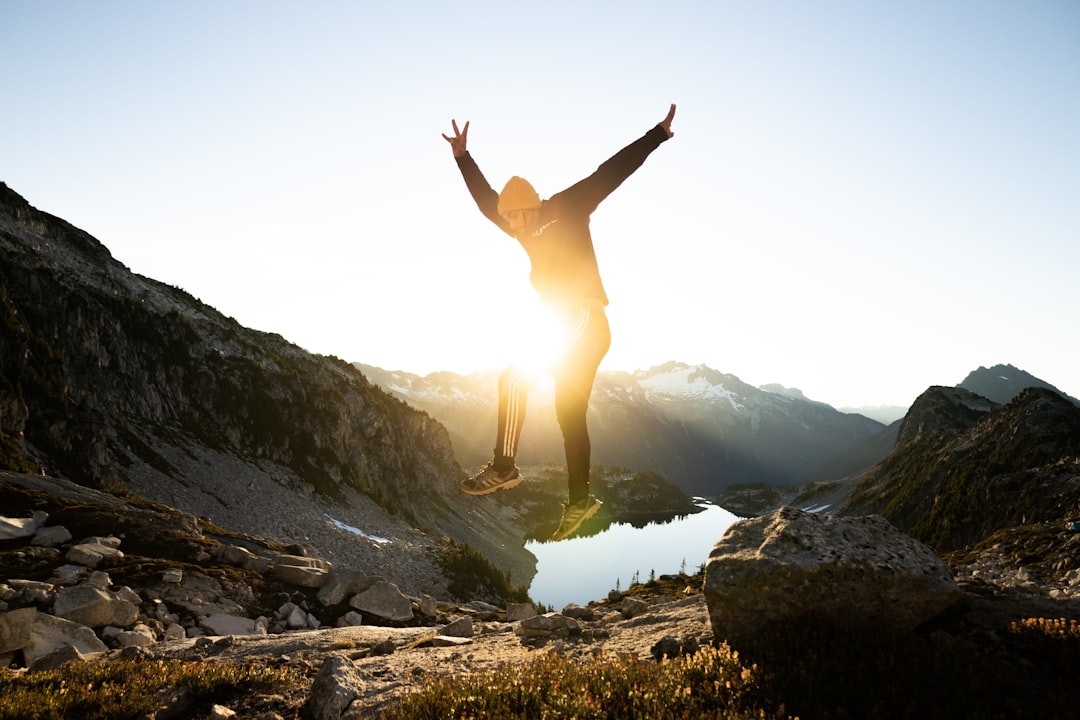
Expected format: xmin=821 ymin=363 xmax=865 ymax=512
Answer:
xmin=661 ymin=103 xmax=676 ymax=138
xmin=442 ymin=119 xmax=469 ymax=158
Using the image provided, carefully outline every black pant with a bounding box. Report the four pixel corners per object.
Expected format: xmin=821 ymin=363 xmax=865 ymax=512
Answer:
xmin=494 ymin=306 xmax=611 ymax=504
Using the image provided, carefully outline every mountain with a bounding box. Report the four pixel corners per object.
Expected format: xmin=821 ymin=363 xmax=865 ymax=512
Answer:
xmin=0 ymin=182 xmax=533 ymax=589
xmin=843 ymin=385 xmax=1080 ymax=553
xmin=958 ymin=363 xmax=1079 ymax=405
xmin=358 ymin=361 xmax=889 ymax=495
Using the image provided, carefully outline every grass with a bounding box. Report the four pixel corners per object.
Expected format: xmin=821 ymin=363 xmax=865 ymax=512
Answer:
xmin=377 ymin=644 xmax=775 ymax=720
xmin=376 ymin=606 xmax=1080 ymax=720
xmin=0 ymin=659 xmax=307 ymax=720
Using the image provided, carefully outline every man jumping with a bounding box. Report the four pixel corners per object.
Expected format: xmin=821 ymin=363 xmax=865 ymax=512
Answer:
xmin=442 ymin=104 xmax=676 ymax=540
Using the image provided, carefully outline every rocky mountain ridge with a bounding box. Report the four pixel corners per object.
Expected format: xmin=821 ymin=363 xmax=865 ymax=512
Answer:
xmin=358 ymin=361 xmax=889 ymax=494
xmin=845 ymin=385 xmax=1080 ymax=553
xmin=0 ymin=181 xmax=532 ymax=589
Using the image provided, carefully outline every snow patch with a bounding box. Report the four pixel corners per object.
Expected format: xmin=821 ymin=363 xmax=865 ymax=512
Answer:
xmin=324 ymin=514 xmax=391 ymax=544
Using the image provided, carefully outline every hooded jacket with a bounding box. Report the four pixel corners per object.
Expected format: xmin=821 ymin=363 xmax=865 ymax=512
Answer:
xmin=454 ymin=123 xmax=670 ymax=309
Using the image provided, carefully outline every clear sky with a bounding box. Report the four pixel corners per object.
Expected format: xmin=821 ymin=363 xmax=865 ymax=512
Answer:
xmin=3 ymin=1 xmax=1078 ymax=409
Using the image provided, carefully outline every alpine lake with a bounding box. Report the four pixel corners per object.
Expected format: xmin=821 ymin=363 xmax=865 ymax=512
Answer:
xmin=525 ymin=501 xmax=740 ymax=610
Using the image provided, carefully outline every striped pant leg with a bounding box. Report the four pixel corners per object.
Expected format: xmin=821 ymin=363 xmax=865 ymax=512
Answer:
xmin=494 ymin=363 xmax=537 ymax=465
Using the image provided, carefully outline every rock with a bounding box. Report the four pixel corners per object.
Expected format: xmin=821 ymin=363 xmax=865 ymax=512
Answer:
xmin=0 ymin=607 xmax=36 ymax=653
xmin=317 ymin=569 xmax=368 ymax=607
xmin=431 ymin=635 xmax=472 ymax=647
xmin=210 ymin=704 xmax=237 ymax=719
xmin=163 ymin=568 xmax=184 ymax=584
xmin=164 ymin=623 xmax=187 ymax=642
xmin=8 ymin=578 xmax=55 ymax=606
xmin=274 ymin=554 xmax=332 ymax=588
xmin=514 ymin=614 xmax=582 ymax=639
xmin=28 ymin=644 xmax=89 ymax=673
xmin=336 ymin=611 xmax=364 ymax=628
xmin=111 ymin=623 xmax=157 ymax=647
xmin=507 ymin=602 xmax=537 ymax=622
xmin=703 ymin=506 xmax=960 ymax=650
xmin=562 ymin=603 xmax=596 ymax=621
xmin=31 ymin=525 xmax=72 ymax=547
xmin=308 ymin=654 xmax=366 ymax=720
xmin=66 ymin=537 xmax=124 ymax=568
xmin=620 ymin=596 xmax=649 ymax=619
xmin=418 ymin=594 xmax=438 ymax=617
xmin=286 ymin=605 xmax=309 ymax=629
xmin=24 ymin=611 xmax=108 ymax=666
xmin=651 ymin=634 xmax=700 ymax=660
xmin=441 ymin=616 xmax=474 ymax=638
xmin=218 ymin=545 xmax=271 ymax=573
xmin=0 ymin=511 xmax=49 ymax=540
xmin=86 ymin=571 xmax=112 ymax=588
xmin=52 ymin=564 xmax=88 ymax=585
xmin=199 ymin=613 xmax=262 ymax=636
xmin=350 ymin=580 xmax=413 ymax=623
xmin=53 ymin=585 xmax=138 ymax=628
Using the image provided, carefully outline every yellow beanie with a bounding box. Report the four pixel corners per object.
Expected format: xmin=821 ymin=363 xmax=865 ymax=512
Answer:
xmin=497 ymin=176 xmax=541 ymax=215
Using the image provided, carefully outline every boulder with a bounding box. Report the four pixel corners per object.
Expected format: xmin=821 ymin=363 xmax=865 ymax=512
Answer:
xmin=218 ymin=545 xmax=271 ymax=573
xmin=53 ymin=585 xmax=138 ymax=628
xmin=0 ymin=607 xmax=36 ymax=653
xmin=0 ymin=511 xmax=48 ymax=540
xmin=31 ymin=525 xmax=72 ymax=547
xmin=66 ymin=537 xmax=124 ymax=568
xmin=274 ymin=554 xmax=332 ymax=588
xmin=23 ymin=612 xmax=108 ymax=666
xmin=308 ymin=654 xmax=366 ymax=720
xmin=349 ymin=580 xmax=413 ymax=623
xmin=199 ymin=613 xmax=262 ymax=636
xmin=514 ymin=614 xmax=582 ymax=639
xmin=317 ymin=569 xmax=371 ymax=607
xmin=441 ymin=616 xmax=474 ymax=638
xmin=506 ymin=602 xmax=537 ymax=622
xmin=703 ymin=506 xmax=960 ymax=650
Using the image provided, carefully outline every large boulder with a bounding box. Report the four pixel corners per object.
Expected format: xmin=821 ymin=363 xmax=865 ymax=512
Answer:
xmin=349 ymin=580 xmax=413 ymax=623
xmin=703 ymin=506 xmax=959 ymax=650
xmin=23 ymin=612 xmax=108 ymax=666
xmin=53 ymin=585 xmax=139 ymax=628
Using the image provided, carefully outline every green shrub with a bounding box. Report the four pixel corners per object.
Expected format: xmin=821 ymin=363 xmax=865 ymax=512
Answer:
xmin=378 ymin=645 xmax=775 ymax=720
xmin=439 ymin=538 xmax=531 ymax=604
xmin=0 ymin=659 xmax=305 ymax=720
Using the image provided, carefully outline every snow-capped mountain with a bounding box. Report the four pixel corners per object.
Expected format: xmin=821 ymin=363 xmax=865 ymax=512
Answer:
xmin=357 ymin=361 xmax=889 ymax=494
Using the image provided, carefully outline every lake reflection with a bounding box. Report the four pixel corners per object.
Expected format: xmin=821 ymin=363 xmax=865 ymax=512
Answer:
xmin=525 ymin=502 xmax=740 ymax=609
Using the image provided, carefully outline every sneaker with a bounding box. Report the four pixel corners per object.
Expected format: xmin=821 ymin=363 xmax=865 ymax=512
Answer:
xmin=551 ymin=496 xmax=603 ymax=541
xmin=461 ymin=462 xmax=523 ymax=496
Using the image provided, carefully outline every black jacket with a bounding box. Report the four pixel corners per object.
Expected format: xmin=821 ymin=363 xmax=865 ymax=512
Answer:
xmin=455 ymin=123 xmax=670 ymax=309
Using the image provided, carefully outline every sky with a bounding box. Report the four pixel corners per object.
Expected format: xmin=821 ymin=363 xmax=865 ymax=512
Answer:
xmin=3 ymin=1 xmax=1078 ymax=409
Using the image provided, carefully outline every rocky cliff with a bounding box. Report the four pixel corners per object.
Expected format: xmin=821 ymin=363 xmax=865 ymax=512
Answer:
xmin=844 ymin=385 xmax=1080 ymax=553
xmin=0 ymin=182 xmax=533 ymax=588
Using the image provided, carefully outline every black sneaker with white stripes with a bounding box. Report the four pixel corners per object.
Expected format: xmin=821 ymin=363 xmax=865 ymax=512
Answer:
xmin=461 ymin=462 xmax=523 ymax=496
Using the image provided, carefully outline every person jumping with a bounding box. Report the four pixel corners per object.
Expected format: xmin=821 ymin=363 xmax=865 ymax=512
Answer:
xmin=442 ymin=104 xmax=676 ymax=541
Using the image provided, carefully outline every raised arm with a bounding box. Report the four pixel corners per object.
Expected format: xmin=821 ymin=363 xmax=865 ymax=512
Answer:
xmin=442 ymin=119 xmax=470 ymax=158
xmin=661 ymin=103 xmax=676 ymax=138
